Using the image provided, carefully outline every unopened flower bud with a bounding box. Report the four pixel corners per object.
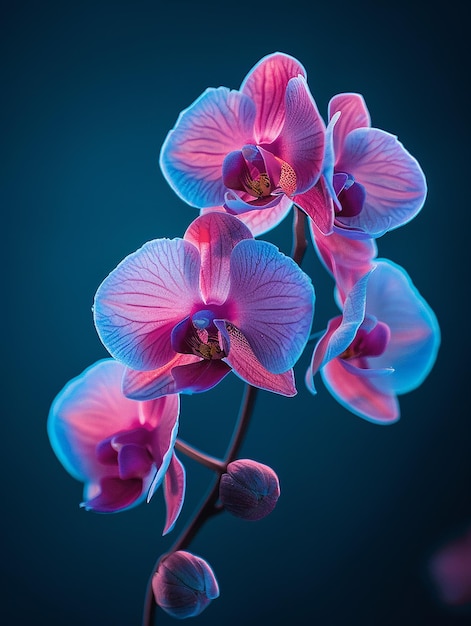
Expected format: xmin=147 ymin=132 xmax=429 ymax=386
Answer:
xmin=152 ymin=550 xmax=219 ymax=619
xmin=219 ymin=459 xmax=280 ymax=521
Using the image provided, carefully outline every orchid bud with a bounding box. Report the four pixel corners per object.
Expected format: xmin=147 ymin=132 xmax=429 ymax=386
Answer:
xmin=219 ymin=459 xmax=280 ymax=521
xmin=152 ymin=550 xmax=219 ymax=619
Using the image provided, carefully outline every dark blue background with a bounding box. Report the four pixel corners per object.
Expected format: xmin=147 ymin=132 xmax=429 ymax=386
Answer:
xmin=2 ymin=1 xmax=469 ymax=624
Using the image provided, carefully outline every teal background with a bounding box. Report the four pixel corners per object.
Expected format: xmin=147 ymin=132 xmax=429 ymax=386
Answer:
xmin=2 ymin=1 xmax=469 ymax=624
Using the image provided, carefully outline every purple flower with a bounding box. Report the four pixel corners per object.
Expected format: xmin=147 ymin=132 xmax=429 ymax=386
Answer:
xmin=315 ymin=92 xmax=427 ymax=239
xmin=429 ymin=525 xmax=471 ymax=607
xmin=219 ymin=459 xmax=280 ymax=521
xmin=93 ymin=212 xmax=314 ymax=399
xmin=47 ymin=359 xmax=185 ymax=533
xmin=152 ymin=550 xmax=219 ymax=619
xmin=306 ymin=260 xmax=440 ymax=423
xmin=159 ymin=52 xmax=326 ymax=236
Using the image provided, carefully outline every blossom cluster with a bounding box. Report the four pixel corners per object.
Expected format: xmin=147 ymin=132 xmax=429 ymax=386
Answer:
xmin=48 ymin=52 xmax=440 ymax=620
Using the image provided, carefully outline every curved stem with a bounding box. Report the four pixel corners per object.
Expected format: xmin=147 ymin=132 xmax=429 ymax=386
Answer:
xmin=142 ymin=384 xmax=258 ymax=626
xmin=175 ymin=438 xmax=226 ymax=473
xmin=142 ymin=208 xmax=308 ymax=624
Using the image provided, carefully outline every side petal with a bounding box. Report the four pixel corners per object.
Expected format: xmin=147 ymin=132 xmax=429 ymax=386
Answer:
xmin=228 ymin=239 xmax=314 ymax=374
xmin=362 ymin=259 xmax=440 ymax=394
xmin=294 ymin=178 xmax=334 ymax=235
xmin=184 ymin=212 xmax=253 ymax=305
xmin=144 ymin=397 xmax=181 ymax=502
xmin=335 ymin=128 xmax=427 ymax=236
xmin=81 ymin=476 xmax=145 ymax=513
xmin=94 ymin=238 xmax=202 ymax=371
xmin=240 ymin=51 xmax=307 ymax=144
xmin=270 ymin=76 xmax=326 ymax=194
xmin=322 ymin=358 xmax=399 ymax=424
xmin=122 ymin=354 xmax=199 ymax=401
xmin=47 ymin=359 xmax=140 ymax=484
xmin=200 ymin=199 xmax=293 ymax=237
xmin=171 ymin=359 xmax=232 ymax=394
xmin=310 ymin=221 xmax=377 ymax=301
xmin=159 ymin=87 xmax=256 ymax=208
xmin=216 ymin=321 xmax=296 ymax=396
xmin=328 ymin=93 xmax=371 ymax=158
xmin=162 ymin=454 xmax=186 ymax=535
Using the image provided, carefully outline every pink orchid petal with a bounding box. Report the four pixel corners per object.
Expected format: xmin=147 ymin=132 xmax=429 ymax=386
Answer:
xmin=216 ymin=321 xmax=296 ymax=396
xmin=159 ymin=87 xmax=256 ymax=208
xmin=228 ymin=239 xmax=314 ymax=374
xmin=322 ymin=357 xmax=399 ymax=424
xmin=94 ymin=238 xmax=202 ymax=371
xmin=199 ymin=198 xmax=293 ymax=237
xmin=328 ymin=93 xmax=371 ymax=158
xmin=240 ymin=52 xmax=307 ymax=144
xmin=139 ymin=394 xmax=180 ymax=493
xmin=306 ymin=316 xmax=343 ymax=393
xmin=122 ymin=354 xmax=199 ymax=401
xmin=47 ymin=359 xmax=141 ymax=484
xmin=117 ymin=444 xmax=153 ymax=480
xmin=270 ymin=76 xmax=325 ymax=194
xmin=294 ymin=178 xmax=334 ymax=235
xmin=81 ymin=476 xmax=144 ymax=513
xmin=223 ymin=188 xmax=285 ymax=214
xmin=310 ymin=222 xmax=377 ymax=301
xmin=171 ymin=358 xmax=232 ymax=394
xmin=184 ymin=212 xmax=252 ymax=305
xmin=335 ymin=127 xmax=427 ymax=236
xmin=162 ymin=454 xmax=186 ymax=535
xmin=362 ymin=260 xmax=440 ymax=394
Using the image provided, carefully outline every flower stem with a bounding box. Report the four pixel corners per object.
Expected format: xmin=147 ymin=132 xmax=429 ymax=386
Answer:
xmin=141 ymin=384 xmax=258 ymax=626
xmin=175 ymin=439 xmax=226 ymax=473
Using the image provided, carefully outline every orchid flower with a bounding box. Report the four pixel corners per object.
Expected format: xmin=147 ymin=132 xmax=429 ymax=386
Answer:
xmin=314 ymin=92 xmax=427 ymax=239
xmin=93 ymin=212 xmax=314 ymax=400
xmin=159 ymin=52 xmax=326 ymax=236
xmin=306 ymin=260 xmax=440 ymax=423
xmin=47 ymin=359 xmax=185 ymax=534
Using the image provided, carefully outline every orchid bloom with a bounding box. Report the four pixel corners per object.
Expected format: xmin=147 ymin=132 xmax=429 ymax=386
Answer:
xmin=306 ymin=260 xmax=440 ymax=423
xmin=47 ymin=359 xmax=185 ymax=534
xmin=159 ymin=52 xmax=326 ymax=236
xmin=315 ymin=92 xmax=427 ymax=239
xmin=93 ymin=212 xmax=314 ymax=400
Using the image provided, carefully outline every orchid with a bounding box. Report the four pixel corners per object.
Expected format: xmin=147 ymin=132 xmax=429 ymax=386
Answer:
xmin=315 ymin=92 xmax=427 ymax=239
xmin=159 ymin=52 xmax=327 ymax=236
xmin=93 ymin=211 xmax=315 ymax=400
xmin=48 ymin=51 xmax=441 ymax=624
xmin=47 ymin=359 xmax=185 ymax=533
xmin=306 ymin=260 xmax=440 ymax=423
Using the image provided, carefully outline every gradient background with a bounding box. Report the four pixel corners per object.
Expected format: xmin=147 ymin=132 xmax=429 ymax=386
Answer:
xmin=2 ymin=1 xmax=469 ymax=624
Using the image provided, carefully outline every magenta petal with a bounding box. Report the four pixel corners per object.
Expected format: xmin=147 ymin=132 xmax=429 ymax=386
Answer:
xmin=199 ymin=199 xmax=293 ymax=237
xmin=184 ymin=212 xmax=253 ymax=305
xmin=171 ymin=359 xmax=232 ymax=394
xmin=81 ymin=477 xmax=144 ymax=513
xmin=306 ymin=316 xmax=343 ymax=393
xmin=159 ymin=87 xmax=256 ymax=208
xmin=335 ymin=127 xmax=427 ymax=236
xmin=224 ymin=189 xmax=284 ymax=214
xmin=118 ymin=444 xmax=153 ymax=480
xmin=229 ymin=239 xmax=314 ymax=374
xmin=294 ymin=178 xmax=334 ymax=235
xmin=322 ymin=358 xmax=399 ymax=424
xmin=94 ymin=238 xmax=202 ymax=371
xmin=328 ymin=93 xmax=371 ymax=158
xmin=122 ymin=354 xmax=199 ymax=401
xmin=240 ymin=52 xmax=307 ymax=144
xmin=216 ymin=321 xmax=297 ymax=396
xmin=47 ymin=359 xmax=141 ymax=483
xmin=162 ymin=454 xmax=186 ymax=535
xmin=271 ymin=76 xmax=325 ymax=194
xmin=310 ymin=221 xmax=377 ymax=301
